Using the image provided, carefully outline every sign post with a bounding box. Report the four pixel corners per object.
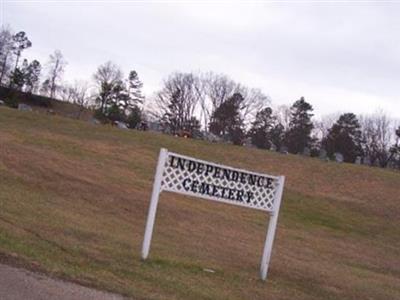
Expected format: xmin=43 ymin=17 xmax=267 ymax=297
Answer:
xmin=141 ymin=148 xmax=168 ymax=260
xmin=260 ymin=175 xmax=285 ymax=280
xmin=141 ymin=148 xmax=285 ymax=281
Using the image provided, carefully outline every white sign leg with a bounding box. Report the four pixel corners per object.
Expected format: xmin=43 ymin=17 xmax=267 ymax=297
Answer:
xmin=260 ymin=176 xmax=285 ymax=280
xmin=141 ymin=148 xmax=168 ymax=260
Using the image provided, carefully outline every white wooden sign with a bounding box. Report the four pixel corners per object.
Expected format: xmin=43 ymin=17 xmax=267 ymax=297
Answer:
xmin=141 ymin=148 xmax=285 ymax=281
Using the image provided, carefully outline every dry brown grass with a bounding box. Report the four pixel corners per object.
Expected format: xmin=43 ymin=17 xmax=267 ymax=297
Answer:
xmin=0 ymin=106 xmax=399 ymax=299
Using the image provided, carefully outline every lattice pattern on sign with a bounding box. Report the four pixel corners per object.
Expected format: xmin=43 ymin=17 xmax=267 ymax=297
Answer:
xmin=160 ymin=152 xmax=280 ymax=212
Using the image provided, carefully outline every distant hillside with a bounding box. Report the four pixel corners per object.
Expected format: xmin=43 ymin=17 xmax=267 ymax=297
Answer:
xmin=0 ymin=106 xmax=399 ymax=300
xmin=0 ymin=86 xmax=93 ymax=120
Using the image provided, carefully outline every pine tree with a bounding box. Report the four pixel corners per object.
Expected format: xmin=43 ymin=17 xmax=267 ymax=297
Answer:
xmin=249 ymin=107 xmax=276 ymax=149
xmin=126 ymin=106 xmax=142 ymax=129
xmin=285 ymin=97 xmax=314 ymax=154
xmin=11 ymin=31 xmax=31 ymax=80
xmin=209 ymin=93 xmax=245 ymax=145
xmin=22 ymin=59 xmax=41 ymax=93
xmin=270 ymin=123 xmax=285 ymax=151
xmin=10 ymin=66 xmax=25 ymax=90
xmin=322 ymin=113 xmax=363 ymax=163
xmin=389 ymin=126 xmax=400 ymax=168
xmin=163 ymin=89 xmax=184 ymax=134
xmin=127 ymin=70 xmax=144 ymax=105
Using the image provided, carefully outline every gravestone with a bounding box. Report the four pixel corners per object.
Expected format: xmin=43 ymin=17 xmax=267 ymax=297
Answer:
xmin=319 ymin=149 xmax=327 ymax=160
xmin=363 ymin=156 xmax=371 ymax=165
xmin=279 ymin=146 xmax=288 ymax=154
xmin=302 ymin=147 xmax=310 ymax=156
xmin=355 ymin=156 xmax=361 ymax=165
xmin=203 ymin=132 xmax=221 ymax=143
xmin=243 ymin=137 xmax=254 ymax=148
xmin=115 ymin=121 xmax=128 ymax=129
xmin=90 ymin=118 xmax=100 ymax=125
xmin=147 ymin=121 xmax=163 ymax=132
xmin=18 ymin=103 xmax=32 ymax=111
xmin=334 ymin=152 xmax=344 ymax=163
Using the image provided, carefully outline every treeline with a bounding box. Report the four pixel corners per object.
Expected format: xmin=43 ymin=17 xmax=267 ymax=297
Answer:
xmin=1 ymin=26 xmax=399 ymax=169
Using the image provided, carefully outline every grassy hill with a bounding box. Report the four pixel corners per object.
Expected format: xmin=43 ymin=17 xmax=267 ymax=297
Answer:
xmin=0 ymin=106 xmax=399 ymax=300
xmin=0 ymin=86 xmax=93 ymax=120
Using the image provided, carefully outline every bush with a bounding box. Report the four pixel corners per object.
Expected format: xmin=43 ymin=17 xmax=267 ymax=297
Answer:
xmin=4 ymin=93 xmax=18 ymax=108
xmin=93 ymin=109 xmax=109 ymax=124
xmin=106 ymin=104 xmax=125 ymax=123
xmin=126 ymin=106 xmax=142 ymax=129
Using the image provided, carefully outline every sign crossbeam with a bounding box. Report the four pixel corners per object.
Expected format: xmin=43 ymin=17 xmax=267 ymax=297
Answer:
xmin=141 ymin=148 xmax=285 ymax=281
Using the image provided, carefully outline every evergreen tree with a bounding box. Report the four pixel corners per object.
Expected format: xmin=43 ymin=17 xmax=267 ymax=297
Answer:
xmin=9 ymin=66 xmax=25 ymax=90
xmin=126 ymin=106 xmax=142 ymax=129
xmin=95 ymin=81 xmax=114 ymax=113
xmin=40 ymin=79 xmax=51 ymax=96
xmin=106 ymin=103 xmax=125 ymax=123
xmin=285 ymin=97 xmax=314 ymax=154
xmin=22 ymin=59 xmax=41 ymax=93
xmin=389 ymin=126 xmax=400 ymax=169
xmin=117 ymin=70 xmax=144 ymax=115
xmin=11 ymin=31 xmax=31 ymax=79
xmin=93 ymin=63 xmax=143 ymax=123
xmin=127 ymin=70 xmax=144 ymax=104
xmin=249 ymin=107 xmax=276 ymax=149
xmin=163 ymin=88 xmax=184 ymax=134
xmin=93 ymin=61 xmax=123 ymax=113
xmin=209 ymin=93 xmax=245 ymax=145
xmin=270 ymin=123 xmax=285 ymax=151
xmin=322 ymin=113 xmax=363 ymax=163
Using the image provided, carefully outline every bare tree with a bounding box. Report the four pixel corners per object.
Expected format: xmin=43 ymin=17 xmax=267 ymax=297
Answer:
xmin=203 ymin=72 xmax=237 ymax=113
xmin=150 ymin=71 xmax=269 ymax=132
xmin=92 ymin=61 xmax=123 ymax=113
xmin=154 ymin=72 xmax=201 ymax=132
xmin=93 ymin=61 xmax=123 ymax=88
xmin=0 ymin=26 xmax=14 ymax=85
xmin=199 ymin=72 xmax=269 ymax=130
xmin=44 ymin=50 xmax=67 ymax=98
xmin=359 ymin=111 xmax=394 ymax=167
xmin=71 ymin=81 xmax=91 ymax=119
xmin=59 ymin=81 xmax=91 ymax=119
xmin=239 ymin=86 xmax=269 ymax=128
xmin=59 ymin=83 xmax=75 ymax=102
xmin=313 ymin=112 xmax=341 ymax=141
xmin=273 ymin=105 xmax=291 ymax=131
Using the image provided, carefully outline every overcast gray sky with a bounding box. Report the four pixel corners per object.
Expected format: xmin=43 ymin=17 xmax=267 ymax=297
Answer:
xmin=2 ymin=0 xmax=400 ymax=118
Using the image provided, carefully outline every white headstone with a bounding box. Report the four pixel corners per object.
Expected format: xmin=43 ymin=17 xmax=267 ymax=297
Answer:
xmin=18 ymin=103 xmax=32 ymax=111
xmin=319 ymin=149 xmax=327 ymax=160
xmin=363 ymin=156 xmax=371 ymax=165
xmin=334 ymin=152 xmax=344 ymax=163
xmin=302 ymin=147 xmax=310 ymax=156
xmin=279 ymin=146 xmax=288 ymax=154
